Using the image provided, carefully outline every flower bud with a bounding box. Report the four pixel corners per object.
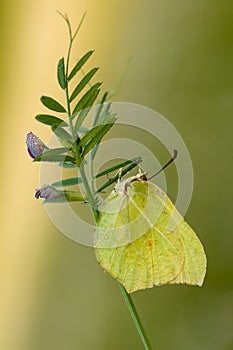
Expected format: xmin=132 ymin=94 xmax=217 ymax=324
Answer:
xmin=35 ymin=185 xmax=61 ymax=200
xmin=35 ymin=185 xmax=85 ymax=202
xmin=26 ymin=132 xmax=49 ymax=159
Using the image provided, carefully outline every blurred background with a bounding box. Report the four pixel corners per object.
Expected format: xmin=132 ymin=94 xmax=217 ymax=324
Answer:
xmin=0 ymin=0 xmax=233 ymax=349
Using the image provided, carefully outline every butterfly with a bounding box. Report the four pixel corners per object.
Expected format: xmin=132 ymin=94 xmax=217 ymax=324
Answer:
xmin=95 ymin=151 xmax=207 ymax=293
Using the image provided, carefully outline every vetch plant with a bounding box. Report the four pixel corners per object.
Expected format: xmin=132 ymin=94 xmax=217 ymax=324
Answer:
xmin=26 ymin=13 xmax=207 ymax=350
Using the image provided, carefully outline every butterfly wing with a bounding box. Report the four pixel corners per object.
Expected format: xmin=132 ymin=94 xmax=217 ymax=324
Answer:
xmin=96 ymin=181 xmax=202 ymax=293
xmin=168 ymin=220 xmax=207 ymax=286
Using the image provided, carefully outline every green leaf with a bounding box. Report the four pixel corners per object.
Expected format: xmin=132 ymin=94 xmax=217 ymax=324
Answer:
xmin=58 ymin=162 xmax=77 ymax=168
xmin=81 ymin=118 xmax=116 ymax=157
xmin=34 ymin=147 xmax=70 ymax=160
xmin=90 ymin=99 xmax=111 ymax=160
xmin=51 ymin=126 xmax=72 ymax=140
xmin=72 ymin=82 xmax=102 ymax=116
xmin=74 ymin=91 xmax=101 ymax=133
xmin=69 ymin=67 xmax=99 ymax=102
xmin=51 ymin=126 xmax=72 ymax=147
xmin=74 ymin=110 xmax=89 ymax=133
xmin=35 ymin=114 xmax=68 ymax=128
xmin=34 ymin=154 xmax=75 ymax=163
xmin=95 ymin=177 xmax=207 ymax=293
xmin=68 ymin=50 xmax=94 ymax=81
xmin=34 ymin=148 xmax=75 ymax=163
xmin=73 ymin=84 xmax=102 ymax=133
xmin=43 ymin=190 xmax=85 ymax=203
xmin=79 ymin=114 xmax=116 ymax=147
xmin=96 ymin=160 xmax=142 ymax=194
xmin=79 ymin=124 xmax=107 ymax=146
xmin=90 ymin=108 xmax=115 ymax=161
xmin=95 ymin=157 xmax=143 ymax=179
xmin=51 ymin=177 xmax=82 ymax=187
xmin=97 ymin=102 xmax=111 ymax=124
xmin=102 ymin=113 xmax=117 ymax=124
xmin=57 ymin=57 xmax=66 ymax=89
xmin=41 ymin=96 xmax=66 ymax=113
xmin=92 ymin=92 xmax=108 ymax=126
xmin=79 ymin=126 xmax=89 ymax=133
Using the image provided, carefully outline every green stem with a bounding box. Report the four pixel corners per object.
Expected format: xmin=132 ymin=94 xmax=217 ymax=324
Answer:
xmin=88 ymin=155 xmax=94 ymax=193
xmin=65 ymin=38 xmax=77 ymax=142
xmin=118 ymin=283 xmax=154 ymax=350
xmin=62 ymin=14 xmax=98 ymax=222
xmin=79 ymin=161 xmax=99 ymax=221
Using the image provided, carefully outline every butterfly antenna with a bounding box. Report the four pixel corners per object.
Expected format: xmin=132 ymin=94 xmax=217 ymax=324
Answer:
xmin=148 ymin=150 xmax=178 ymax=180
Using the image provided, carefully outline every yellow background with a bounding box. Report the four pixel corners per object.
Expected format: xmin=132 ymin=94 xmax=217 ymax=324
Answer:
xmin=0 ymin=1 xmax=233 ymax=349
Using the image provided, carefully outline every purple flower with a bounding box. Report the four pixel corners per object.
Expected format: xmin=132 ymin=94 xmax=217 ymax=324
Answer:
xmin=35 ymin=185 xmax=61 ymax=200
xmin=35 ymin=185 xmax=85 ymax=202
xmin=26 ymin=132 xmax=49 ymax=159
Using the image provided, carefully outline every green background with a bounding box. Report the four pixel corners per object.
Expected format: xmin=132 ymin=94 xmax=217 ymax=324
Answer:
xmin=0 ymin=1 xmax=232 ymax=349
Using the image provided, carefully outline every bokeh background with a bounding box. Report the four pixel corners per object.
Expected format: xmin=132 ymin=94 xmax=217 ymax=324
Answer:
xmin=0 ymin=1 xmax=233 ymax=349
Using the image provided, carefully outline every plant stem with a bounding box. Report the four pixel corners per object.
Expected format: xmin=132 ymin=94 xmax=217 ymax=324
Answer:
xmin=65 ymin=34 xmax=77 ymax=142
xmin=118 ymin=283 xmax=154 ymax=350
xmin=88 ymin=154 xmax=94 ymax=193
xmin=79 ymin=160 xmax=99 ymax=221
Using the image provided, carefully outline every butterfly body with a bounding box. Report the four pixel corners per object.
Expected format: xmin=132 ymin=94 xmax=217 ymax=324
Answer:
xmin=114 ymin=172 xmax=148 ymax=195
